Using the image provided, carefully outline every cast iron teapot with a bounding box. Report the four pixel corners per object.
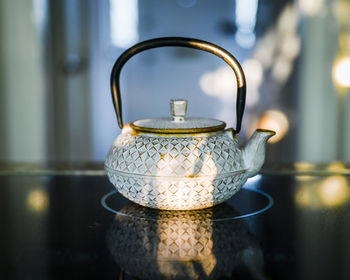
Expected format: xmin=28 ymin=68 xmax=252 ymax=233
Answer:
xmin=105 ymin=37 xmax=275 ymax=210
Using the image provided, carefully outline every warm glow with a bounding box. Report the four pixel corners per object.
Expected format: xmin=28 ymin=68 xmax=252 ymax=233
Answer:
xmin=294 ymin=163 xmax=316 ymax=183
xmin=199 ymin=152 xmax=218 ymax=177
xmin=156 ymin=143 xmax=217 ymax=209
xmin=121 ymin=124 xmax=134 ymax=135
xmin=257 ymin=110 xmax=289 ymax=143
xmin=294 ymin=162 xmax=316 ymax=171
xmin=295 ymin=186 xmax=313 ymax=207
xmin=318 ymin=176 xmax=349 ymax=207
xmin=199 ymin=66 xmax=237 ymax=100
xmin=295 ymin=175 xmax=314 ymax=182
xmin=298 ymin=0 xmax=324 ymax=16
xmin=155 ymin=211 xmax=216 ymax=277
xmin=327 ymin=161 xmax=346 ymax=172
xmin=295 ymin=176 xmax=349 ymax=209
xmin=332 ymin=56 xmax=350 ymax=88
xmin=27 ymin=189 xmax=49 ymax=213
xmin=200 ymin=59 xmax=262 ymax=107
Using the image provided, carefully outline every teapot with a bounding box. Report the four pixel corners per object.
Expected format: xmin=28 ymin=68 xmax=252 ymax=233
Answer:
xmin=105 ymin=37 xmax=275 ymax=210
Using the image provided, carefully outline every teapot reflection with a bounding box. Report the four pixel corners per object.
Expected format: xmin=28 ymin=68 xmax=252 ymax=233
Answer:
xmin=107 ymin=203 xmax=266 ymax=280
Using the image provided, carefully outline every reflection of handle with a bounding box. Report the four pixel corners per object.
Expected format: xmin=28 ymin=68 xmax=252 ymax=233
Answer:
xmin=110 ymin=37 xmax=247 ymax=133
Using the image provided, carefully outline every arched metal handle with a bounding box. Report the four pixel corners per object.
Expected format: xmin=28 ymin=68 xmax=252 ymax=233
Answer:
xmin=110 ymin=37 xmax=246 ymax=133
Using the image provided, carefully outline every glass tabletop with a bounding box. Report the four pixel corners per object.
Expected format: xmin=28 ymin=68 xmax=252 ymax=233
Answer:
xmin=1 ymin=165 xmax=350 ymax=279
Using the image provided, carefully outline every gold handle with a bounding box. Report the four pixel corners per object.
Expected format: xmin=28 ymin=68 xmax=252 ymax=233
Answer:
xmin=110 ymin=37 xmax=246 ymax=133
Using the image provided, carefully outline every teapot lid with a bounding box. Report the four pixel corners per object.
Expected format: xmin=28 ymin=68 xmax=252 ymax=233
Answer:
xmin=130 ymin=100 xmax=226 ymax=134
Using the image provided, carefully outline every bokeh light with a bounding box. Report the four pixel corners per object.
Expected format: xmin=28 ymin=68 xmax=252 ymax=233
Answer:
xmin=298 ymin=0 xmax=324 ymax=16
xmin=242 ymin=59 xmax=263 ymax=106
xmin=199 ymin=66 xmax=236 ymax=100
xmin=294 ymin=162 xmax=316 ymax=171
xmin=295 ymin=175 xmax=349 ymax=209
xmin=327 ymin=161 xmax=346 ymax=172
xmin=27 ymin=189 xmax=49 ymax=213
xmin=235 ymin=0 xmax=258 ymax=48
xmin=318 ymin=176 xmax=349 ymax=207
xmin=332 ymin=56 xmax=350 ymax=88
xmin=257 ymin=110 xmax=289 ymax=143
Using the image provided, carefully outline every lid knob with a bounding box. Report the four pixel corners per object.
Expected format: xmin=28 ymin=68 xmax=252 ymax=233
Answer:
xmin=171 ymin=99 xmax=187 ymax=122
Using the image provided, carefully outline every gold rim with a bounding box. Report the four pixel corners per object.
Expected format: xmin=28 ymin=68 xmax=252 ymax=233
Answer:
xmin=130 ymin=122 xmax=227 ymax=134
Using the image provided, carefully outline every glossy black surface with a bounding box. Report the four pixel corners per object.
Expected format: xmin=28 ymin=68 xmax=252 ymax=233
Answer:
xmin=1 ymin=173 xmax=350 ymax=279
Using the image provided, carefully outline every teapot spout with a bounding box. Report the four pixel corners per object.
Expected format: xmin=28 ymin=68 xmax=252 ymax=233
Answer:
xmin=243 ymin=129 xmax=275 ymax=177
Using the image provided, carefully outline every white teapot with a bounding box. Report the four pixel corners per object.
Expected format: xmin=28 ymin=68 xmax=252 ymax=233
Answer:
xmin=105 ymin=37 xmax=275 ymax=210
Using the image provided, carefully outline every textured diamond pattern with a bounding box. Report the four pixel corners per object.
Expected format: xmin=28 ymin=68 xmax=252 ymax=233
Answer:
xmin=107 ymin=204 xmax=259 ymax=280
xmin=105 ymin=171 xmax=246 ymax=210
xmin=105 ymin=133 xmax=243 ymax=176
xmin=105 ymin=132 xmax=247 ymax=210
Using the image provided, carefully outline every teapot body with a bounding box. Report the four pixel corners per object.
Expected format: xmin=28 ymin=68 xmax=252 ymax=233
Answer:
xmin=105 ymin=128 xmax=248 ymax=210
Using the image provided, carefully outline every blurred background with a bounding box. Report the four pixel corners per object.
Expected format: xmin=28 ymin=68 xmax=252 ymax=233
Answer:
xmin=0 ymin=0 xmax=349 ymax=165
